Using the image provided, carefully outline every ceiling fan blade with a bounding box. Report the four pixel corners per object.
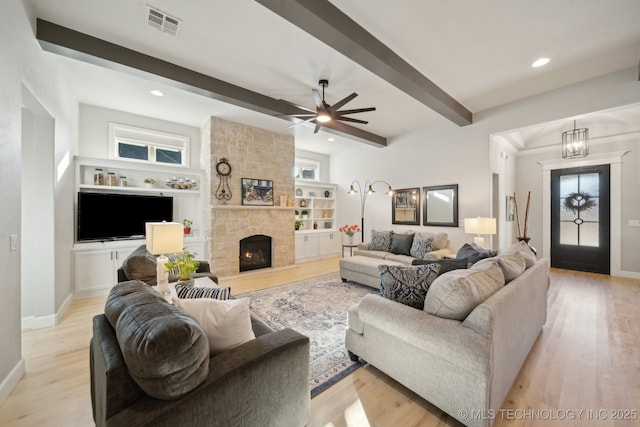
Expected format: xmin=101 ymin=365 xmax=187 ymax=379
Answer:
xmin=331 ymin=92 xmax=358 ymax=111
xmin=288 ymin=116 xmax=317 ymax=128
xmin=336 ymin=117 xmax=369 ymax=125
xmin=313 ymin=122 xmax=322 ymax=133
xmin=277 ymin=113 xmax=317 ymax=118
xmin=336 ymin=107 xmax=376 ymax=116
xmin=312 ymin=89 xmax=323 ymax=109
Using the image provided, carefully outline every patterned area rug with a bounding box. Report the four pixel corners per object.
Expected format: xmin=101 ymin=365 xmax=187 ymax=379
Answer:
xmin=240 ymin=272 xmax=375 ymax=397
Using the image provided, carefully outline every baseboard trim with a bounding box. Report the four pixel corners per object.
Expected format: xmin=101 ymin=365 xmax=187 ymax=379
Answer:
xmin=0 ymin=358 xmax=25 ymax=406
xmin=21 ymin=292 xmax=73 ymax=330
xmin=616 ymin=269 xmax=640 ymax=280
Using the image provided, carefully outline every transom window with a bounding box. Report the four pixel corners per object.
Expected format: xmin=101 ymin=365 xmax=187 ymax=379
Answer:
xmin=295 ymin=158 xmax=320 ymax=181
xmin=109 ymin=123 xmax=189 ymax=167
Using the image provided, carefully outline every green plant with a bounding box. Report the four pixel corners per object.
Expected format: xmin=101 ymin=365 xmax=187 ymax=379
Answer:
xmin=295 ymin=220 xmax=303 ymax=230
xmin=295 ymin=210 xmax=300 ymax=215
xmin=183 ymin=218 xmax=193 ymax=228
xmin=165 ymin=251 xmax=199 ymax=280
xmin=144 ymin=178 xmax=156 ymax=184
xmin=301 ymin=210 xmax=309 ymax=216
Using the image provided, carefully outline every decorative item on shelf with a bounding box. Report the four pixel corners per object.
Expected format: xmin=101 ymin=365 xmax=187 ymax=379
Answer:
xmin=299 ymin=199 xmax=307 ymax=208
xmin=324 ymin=190 xmax=330 ymax=198
xmin=324 ymin=221 xmax=332 ymax=229
xmin=309 ymin=191 xmax=317 ymax=197
xmin=562 ymin=120 xmax=589 ymax=159
xmin=295 ymin=210 xmax=300 ymax=219
xmin=145 ymin=221 xmax=184 ymax=296
xmin=118 ymin=176 xmax=127 ymax=187
xmin=339 ymin=224 xmax=361 ymax=245
xmin=301 ymin=210 xmax=309 ymax=219
xmin=182 ymin=218 xmax=193 ymax=236
xmin=279 ymin=195 xmax=288 ymax=206
xmin=295 ymin=187 xmax=303 ymax=197
xmin=215 ymin=157 xmax=232 ymax=204
xmin=93 ymin=168 xmax=104 ymax=185
xmin=313 ymin=221 xmax=318 ymax=229
xmin=348 ymin=179 xmax=393 ymax=242
xmin=166 ymin=177 xmax=197 ymax=190
xmin=513 ymin=191 xmax=537 ymax=254
xmin=106 ymin=172 xmax=117 ymax=186
xmin=144 ymin=178 xmax=156 ymax=188
xmin=463 ymin=217 xmax=496 ymax=249
xmin=165 ymin=250 xmax=200 ymax=288
xmin=295 ymin=220 xmax=303 ymax=231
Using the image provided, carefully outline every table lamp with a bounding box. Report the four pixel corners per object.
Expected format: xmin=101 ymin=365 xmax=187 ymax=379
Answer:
xmin=145 ymin=221 xmax=184 ymax=295
xmin=464 ymin=217 xmax=496 ymax=249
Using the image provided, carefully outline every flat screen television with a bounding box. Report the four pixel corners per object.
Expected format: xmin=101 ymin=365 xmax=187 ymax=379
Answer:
xmin=77 ymin=192 xmax=173 ymax=241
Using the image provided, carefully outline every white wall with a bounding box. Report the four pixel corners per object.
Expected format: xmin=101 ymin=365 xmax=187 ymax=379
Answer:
xmin=0 ymin=0 xmax=78 ymax=404
xmin=331 ymin=68 xmax=640 ymax=266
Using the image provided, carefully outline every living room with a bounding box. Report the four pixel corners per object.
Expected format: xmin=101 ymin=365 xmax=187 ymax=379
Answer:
xmin=2 ymin=1 xmax=640 ymax=426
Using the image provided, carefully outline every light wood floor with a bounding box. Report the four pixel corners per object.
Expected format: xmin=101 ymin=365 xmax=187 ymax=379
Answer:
xmin=0 ymin=258 xmax=638 ymax=427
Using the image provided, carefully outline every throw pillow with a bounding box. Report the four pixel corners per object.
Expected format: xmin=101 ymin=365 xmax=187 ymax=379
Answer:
xmin=175 ymin=285 xmax=231 ymax=300
xmin=473 ymin=252 xmax=526 ymax=283
xmin=502 ymin=241 xmax=537 ymax=268
xmin=174 ymin=297 xmax=256 ymax=355
xmin=390 ymin=233 xmax=415 ymax=256
xmin=410 ymin=234 xmax=433 ymax=259
xmin=430 ymin=232 xmax=449 ymax=251
xmin=412 ymin=258 xmax=468 ymax=274
xmin=370 ymin=230 xmax=393 ymax=251
xmin=424 ymin=262 xmax=505 ymax=320
xmin=378 ymin=264 xmax=441 ymax=310
xmin=121 ymin=245 xmax=158 ymax=285
xmin=455 ymin=243 xmax=498 ymax=266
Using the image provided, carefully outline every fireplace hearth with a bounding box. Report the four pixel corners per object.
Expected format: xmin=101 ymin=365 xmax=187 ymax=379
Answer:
xmin=239 ymin=235 xmax=272 ymax=272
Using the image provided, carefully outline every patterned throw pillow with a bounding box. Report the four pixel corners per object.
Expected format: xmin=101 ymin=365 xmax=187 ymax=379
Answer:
xmin=410 ymin=234 xmax=433 ymax=259
xmin=176 ymin=285 xmax=231 ymax=300
xmin=370 ymin=230 xmax=393 ymax=251
xmin=378 ymin=264 xmax=441 ymax=309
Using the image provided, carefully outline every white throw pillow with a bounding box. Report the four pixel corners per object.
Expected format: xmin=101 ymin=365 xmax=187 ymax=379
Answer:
xmin=174 ymin=297 xmax=255 ymax=355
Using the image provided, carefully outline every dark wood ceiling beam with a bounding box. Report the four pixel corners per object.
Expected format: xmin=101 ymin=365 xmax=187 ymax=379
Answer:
xmin=255 ymin=0 xmax=473 ymax=127
xmin=35 ymin=19 xmax=387 ymax=148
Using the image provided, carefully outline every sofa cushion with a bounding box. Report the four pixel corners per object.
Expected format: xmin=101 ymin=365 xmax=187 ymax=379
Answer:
xmin=502 ymin=241 xmax=537 ymax=268
xmin=474 ymin=252 xmax=526 ymax=283
xmin=390 ymin=232 xmax=415 ymax=256
xmin=370 ymin=230 xmax=393 ymax=251
xmin=379 ymin=264 xmax=441 ymax=309
xmin=175 ymin=285 xmax=231 ymax=300
xmin=352 ymin=249 xmax=389 ymax=259
xmin=104 ymin=280 xmax=209 ymax=400
xmin=121 ymin=244 xmax=157 ymax=286
xmin=174 ymin=297 xmax=256 ymax=355
xmin=412 ymin=258 xmax=468 ymax=274
xmin=385 ymin=253 xmax=418 ymax=264
xmin=424 ymin=262 xmax=505 ymax=320
xmin=410 ymin=234 xmax=433 ymax=259
xmin=455 ymin=243 xmax=498 ymax=266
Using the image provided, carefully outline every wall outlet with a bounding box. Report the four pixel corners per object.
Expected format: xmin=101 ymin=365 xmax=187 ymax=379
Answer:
xmin=10 ymin=234 xmax=18 ymax=251
xmin=629 ymin=220 xmax=640 ymax=227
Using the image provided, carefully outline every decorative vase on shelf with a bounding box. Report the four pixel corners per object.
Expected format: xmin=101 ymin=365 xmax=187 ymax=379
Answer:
xmin=176 ymin=277 xmax=195 ymax=288
xmin=344 ymin=233 xmax=355 ymax=245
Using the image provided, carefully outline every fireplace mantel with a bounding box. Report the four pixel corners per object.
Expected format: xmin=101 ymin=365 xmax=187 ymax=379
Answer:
xmin=212 ymin=205 xmax=294 ymax=211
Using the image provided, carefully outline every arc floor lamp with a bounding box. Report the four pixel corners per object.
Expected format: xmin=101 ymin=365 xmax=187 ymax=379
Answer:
xmin=348 ymin=179 xmax=393 ymax=242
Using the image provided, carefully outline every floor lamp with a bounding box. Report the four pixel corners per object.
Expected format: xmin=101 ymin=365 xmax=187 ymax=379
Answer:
xmin=348 ymin=179 xmax=393 ymax=242
xmin=464 ymin=217 xmax=496 ymax=249
xmin=146 ymin=221 xmax=184 ymax=295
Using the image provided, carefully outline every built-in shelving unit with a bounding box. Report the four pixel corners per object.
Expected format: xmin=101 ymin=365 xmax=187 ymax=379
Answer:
xmin=294 ymin=180 xmax=340 ymax=260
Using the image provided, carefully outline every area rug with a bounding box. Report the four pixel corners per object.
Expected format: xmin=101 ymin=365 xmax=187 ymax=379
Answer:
xmin=240 ymin=272 xmax=375 ymax=397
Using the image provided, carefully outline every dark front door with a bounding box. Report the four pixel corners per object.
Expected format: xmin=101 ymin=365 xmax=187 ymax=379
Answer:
xmin=550 ymin=165 xmax=610 ymax=274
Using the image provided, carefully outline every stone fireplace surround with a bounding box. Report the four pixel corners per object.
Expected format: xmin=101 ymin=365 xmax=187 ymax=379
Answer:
xmin=202 ymin=117 xmax=295 ymax=278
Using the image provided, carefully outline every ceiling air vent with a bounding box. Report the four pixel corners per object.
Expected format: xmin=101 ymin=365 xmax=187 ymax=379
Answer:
xmin=146 ymin=5 xmax=182 ymax=37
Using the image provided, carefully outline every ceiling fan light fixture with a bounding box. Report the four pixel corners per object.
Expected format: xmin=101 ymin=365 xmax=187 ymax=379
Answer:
xmin=316 ymin=113 xmax=331 ymax=123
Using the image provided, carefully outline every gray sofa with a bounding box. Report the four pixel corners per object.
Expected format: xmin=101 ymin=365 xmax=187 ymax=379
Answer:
xmin=90 ymin=280 xmax=310 ymax=427
xmin=345 ymin=242 xmax=548 ymax=427
xmin=340 ymin=231 xmax=455 ymax=288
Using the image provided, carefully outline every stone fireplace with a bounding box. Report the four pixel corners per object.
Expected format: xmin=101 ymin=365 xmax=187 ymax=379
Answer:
xmin=203 ymin=117 xmax=295 ymax=278
xmin=239 ymin=235 xmax=272 ymax=272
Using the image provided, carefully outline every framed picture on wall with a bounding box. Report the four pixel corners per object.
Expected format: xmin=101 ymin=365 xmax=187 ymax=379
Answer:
xmin=241 ymin=178 xmax=274 ymax=206
xmin=506 ymin=195 xmax=515 ymax=221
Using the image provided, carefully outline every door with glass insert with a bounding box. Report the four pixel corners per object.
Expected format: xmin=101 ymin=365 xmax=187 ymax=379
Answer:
xmin=551 ymin=165 xmax=610 ymax=274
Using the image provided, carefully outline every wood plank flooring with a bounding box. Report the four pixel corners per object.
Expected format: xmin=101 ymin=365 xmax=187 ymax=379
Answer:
xmin=0 ymin=259 xmax=638 ymax=426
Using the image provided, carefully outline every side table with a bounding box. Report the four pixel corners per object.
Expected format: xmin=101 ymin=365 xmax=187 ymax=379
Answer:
xmin=342 ymin=244 xmax=358 ymax=258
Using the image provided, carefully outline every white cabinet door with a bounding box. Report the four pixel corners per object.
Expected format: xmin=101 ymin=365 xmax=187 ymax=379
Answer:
xmin=318 ymin=232 xmax=340 ymax=256
xmin=295 ymin=234 xmax=318 ymax=260
xmin=74 ymin=249 xmax=118 ymax=295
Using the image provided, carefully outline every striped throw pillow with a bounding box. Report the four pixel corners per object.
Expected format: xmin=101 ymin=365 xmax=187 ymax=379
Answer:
xmin=176 ymin=285 xmax=231 ymax=300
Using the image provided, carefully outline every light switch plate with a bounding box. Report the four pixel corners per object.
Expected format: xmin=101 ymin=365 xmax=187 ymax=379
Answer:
xmin=629 ymin=220 xmax=640 ymax=227
xmin=10 ymin=234 xmax=18 ymax=251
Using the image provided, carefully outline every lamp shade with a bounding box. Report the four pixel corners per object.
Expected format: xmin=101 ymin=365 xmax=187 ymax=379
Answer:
xmin=145 ymin=222 xmax=184 ymax=255
xmin=464 ymin=217 xmax=496 ymax=235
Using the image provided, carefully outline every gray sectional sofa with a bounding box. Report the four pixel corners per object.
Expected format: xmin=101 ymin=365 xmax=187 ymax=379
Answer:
xmin=345 ymin=241 xmax=548 ymax=427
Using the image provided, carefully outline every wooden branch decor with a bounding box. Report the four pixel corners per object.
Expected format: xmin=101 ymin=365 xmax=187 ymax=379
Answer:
xmin=513 ymin=191 xmax=531 ymax=239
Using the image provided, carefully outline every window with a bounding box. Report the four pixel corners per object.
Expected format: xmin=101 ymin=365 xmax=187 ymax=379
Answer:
xmin=294 ymin=158 xmax=320 ymax=181
xmin=109 ymin=123 xmax=189 ymax=167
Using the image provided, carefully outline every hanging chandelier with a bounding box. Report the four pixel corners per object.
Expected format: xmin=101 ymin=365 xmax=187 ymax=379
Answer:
xmin=562 ymin=120 xmax=589 ymax=159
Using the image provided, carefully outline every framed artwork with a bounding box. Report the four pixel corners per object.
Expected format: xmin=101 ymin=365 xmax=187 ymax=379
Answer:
xmin=423 ymin=184 xmax=458 ymax=227
xmin=506 ymin=195 xmax=515 ymax=221
xmin=241 ymin=178 xmax=274 ymax=206
xmin=392 ymin=187 xmax=420 ymax=225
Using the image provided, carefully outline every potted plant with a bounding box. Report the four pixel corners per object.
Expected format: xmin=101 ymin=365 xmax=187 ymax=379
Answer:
xmin=165 ymin=251 xmax=199 ymax=287
xmin=183 ymin=218 xmax=193 ymax=235
xmin=295 ymin=210 xmax=300 ymax=219
xmin=143 ymin=178 xmax=156 ymax=188
xmin=301 ymin=210 xmax=309 ymax=219
xmin=294 ymin=220 xmax=303 ymax=230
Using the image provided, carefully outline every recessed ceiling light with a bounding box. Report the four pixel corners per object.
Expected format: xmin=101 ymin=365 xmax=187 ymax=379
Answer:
xmin=531 ymin=57 xmax=550 ymax=68
xmin=150 ymin=89 xmax=164 ymax=97
xmin=328 ymin=138 xmax=335 ymax=142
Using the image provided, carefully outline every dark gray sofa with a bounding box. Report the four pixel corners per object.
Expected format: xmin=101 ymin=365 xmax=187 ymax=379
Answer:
xmin=90 ymin=281 xmax=310 ymax=427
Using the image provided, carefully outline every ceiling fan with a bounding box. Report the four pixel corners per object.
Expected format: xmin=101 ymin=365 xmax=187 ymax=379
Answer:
xmin=286 ymin=79 xmax=376 ymax=134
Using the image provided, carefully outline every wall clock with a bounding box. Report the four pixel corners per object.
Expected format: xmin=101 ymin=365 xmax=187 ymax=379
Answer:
xmin=215 ymin=158 xmax=232 ymax=204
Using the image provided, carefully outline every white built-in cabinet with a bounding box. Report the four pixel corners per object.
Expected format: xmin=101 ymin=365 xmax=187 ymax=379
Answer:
xmin=294 ymin=181 xmax=340 ymax=261
xmin=72 ymin=156 xmax=205 ymax=298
